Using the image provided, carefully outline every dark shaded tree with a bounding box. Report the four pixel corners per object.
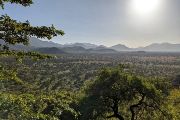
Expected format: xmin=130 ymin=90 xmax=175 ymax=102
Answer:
xmin=78 ymin=66 xmax=171 ymax=120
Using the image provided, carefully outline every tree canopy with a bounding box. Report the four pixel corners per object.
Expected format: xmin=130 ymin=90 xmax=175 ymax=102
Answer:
xmin=0 ymin=0 xmax=64 ymax=84
xmin=0 ymin=0 xmax=64 ymax=58
xmin=78 ymin=66 xmax=172 ymax=120
xmin=0 ymin=0 xmax=33 ymax=8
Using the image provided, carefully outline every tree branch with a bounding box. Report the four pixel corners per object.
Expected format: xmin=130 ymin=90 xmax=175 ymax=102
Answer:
xmin=130 ymin=95 xmax=145 ymax=120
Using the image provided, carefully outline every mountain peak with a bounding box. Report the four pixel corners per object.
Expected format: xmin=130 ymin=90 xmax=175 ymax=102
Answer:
xmin=110 ymin=44 xmax=130 ymax=51
xmin=29 ymin=37 xmax=63 ymax=48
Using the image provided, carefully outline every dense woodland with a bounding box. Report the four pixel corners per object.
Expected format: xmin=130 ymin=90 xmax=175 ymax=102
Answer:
xmin=0 ymin=1 xmax=180 ymax=120
xmin=1 ymin=53 xmax=180 ymax=120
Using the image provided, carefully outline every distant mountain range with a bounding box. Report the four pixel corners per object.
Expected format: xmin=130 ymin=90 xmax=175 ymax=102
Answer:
xmin=137 ymin=43 xmax=180 ymax=52
xmin=1 ymin=37 xmax=180 ymax=54
xmin=63 ymin=43 xmax=98 ymax=49
xmin=36 ymin=46 xmax=117 ymax=54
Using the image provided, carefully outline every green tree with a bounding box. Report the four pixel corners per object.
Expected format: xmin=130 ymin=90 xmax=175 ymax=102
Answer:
xmin=0 ymin=0 xmax=64 ymax=58
xmin=78 ymin=66 xmax=171 ymax=120
xmin=0 ymin=0 xmax=64 ymax=87
xmin=0 ymin=1 xmax=79 ymax=119
xmin=0 ymin=91 xmax=78 ymax=120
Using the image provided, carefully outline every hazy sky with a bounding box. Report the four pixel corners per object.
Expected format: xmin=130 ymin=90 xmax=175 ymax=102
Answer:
xmin=1 ymin=0 xmax=180 ymax=47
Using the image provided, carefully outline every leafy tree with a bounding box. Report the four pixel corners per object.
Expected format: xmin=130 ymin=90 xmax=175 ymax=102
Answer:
xmin=78 ymin=66 xmax=171 ymax=120
xmin=0 ymin=1 xmax=79 ymax=120
xmin=0 ymin=0 xmax=64 ymax=59
xmin=0 ymin=0 xmax=64 ymax=85
xmin=0 ymin=91 xmax=78 ymax=120
xmin=166 ymin=89 xmax=180 ymax=120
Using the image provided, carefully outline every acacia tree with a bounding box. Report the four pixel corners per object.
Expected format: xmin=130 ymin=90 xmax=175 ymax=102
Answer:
xmin=78 ymin=66 xmax=171 ymax=120
xmin=0 ymin=0 xmax=64 ymax=57
xmin=0 ymin=0 xmax=64 ymax=85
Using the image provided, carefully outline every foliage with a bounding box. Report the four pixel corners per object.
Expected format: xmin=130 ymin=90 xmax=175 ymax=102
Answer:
xmin=0 ymin=0 xmax=64 ymax=59
xmin=0 ymin=0 xmax=64 ymax=84
xmin=0 ymin=1 xmax=78 ymax=120
xmin=0 ymin=15 xmax=64 ymax=47
xmin=0 ymin=91 xmax=78 ymax=120
xmin=0 ymin=0 xmax=179 ymax=120
xmin=166 ymin=89 xmax=180 ymax=120
xmin=78 ymin=66 xmax=172 ymax=120
xmin=0 ymin=0 xmax=33 ymax=9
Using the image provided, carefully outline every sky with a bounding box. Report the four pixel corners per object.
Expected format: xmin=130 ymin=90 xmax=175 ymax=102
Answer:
xmin=0 ymin=0 xmax=180 ymax=48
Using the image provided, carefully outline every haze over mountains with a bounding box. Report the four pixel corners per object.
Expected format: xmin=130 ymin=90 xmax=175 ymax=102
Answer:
xmin=31 ymin=38 xmax=180 ymax=53
xmin=1 ymin=37 xmax=180 ymax=53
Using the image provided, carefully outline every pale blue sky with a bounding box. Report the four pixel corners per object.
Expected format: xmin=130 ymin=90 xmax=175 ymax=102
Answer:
xmin=1 ymin=0 xmax=180 ymax=47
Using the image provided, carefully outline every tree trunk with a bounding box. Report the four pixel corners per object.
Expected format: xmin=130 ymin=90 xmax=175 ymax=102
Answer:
xmin=107 ymin=98 xmax=124 ymax=120
xmin=130 ymin=95 xmax=145 ymax=120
